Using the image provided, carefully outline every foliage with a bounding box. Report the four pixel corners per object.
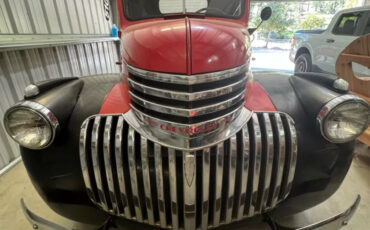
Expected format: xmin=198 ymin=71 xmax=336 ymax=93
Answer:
xmin=250 ymin=2 xmax=295 ymax=36
xmin=300 ymin=15 xmax=326 ymax=30
xmin=312 ymin=0 xmax=346 ymax=14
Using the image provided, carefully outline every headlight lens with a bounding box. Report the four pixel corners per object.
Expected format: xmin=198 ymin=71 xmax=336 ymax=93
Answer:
xmin=4 ymin=102 xmax=58 ymax=149
xmin=318 ymin=95 xmax=370 ymax=143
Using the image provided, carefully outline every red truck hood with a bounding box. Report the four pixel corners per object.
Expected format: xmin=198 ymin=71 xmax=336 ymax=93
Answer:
xmin=121 ymin=18 xmax=250 ymax=74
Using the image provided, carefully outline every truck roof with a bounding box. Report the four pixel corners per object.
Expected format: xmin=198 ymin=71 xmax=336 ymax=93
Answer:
xmin=336 ymin=5 xmax=370 ymax=14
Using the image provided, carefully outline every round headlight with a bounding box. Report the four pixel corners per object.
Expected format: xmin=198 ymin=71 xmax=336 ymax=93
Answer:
xmin=318 ymin=95 xmax=370 ymax=143
xmin=4 ymin=101 xmax=59 ymax=149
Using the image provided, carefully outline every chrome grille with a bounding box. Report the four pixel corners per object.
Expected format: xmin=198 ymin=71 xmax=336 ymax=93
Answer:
xmin=127 ymin=65 xmax=249 ymax=124
xmin=80 ymin=112 xmax=297 ymax=230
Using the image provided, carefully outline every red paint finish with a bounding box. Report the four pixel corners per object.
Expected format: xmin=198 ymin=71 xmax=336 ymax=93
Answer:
xmin=190 ymin=19 xmax=250 ymax=74
xmin=121 ymin=19 xmax=188 ymax=74
xmin=99 ymin=83 xmax=131 ymax=114
xmin=244 ymin=81 xmax=276 ymax=111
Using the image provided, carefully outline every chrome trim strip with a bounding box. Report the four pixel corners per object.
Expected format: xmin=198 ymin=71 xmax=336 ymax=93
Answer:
xmin=168 ymin=148 xmax=179 ymax=230
xmin=141 ymin=136 xmax=155 ymax=225
xmin=261 ymin=113 xmax=274 ymax=210
xmin=226 ymin=136 xmax=237 ymax=223
xmin=4 ymin=100 xmax=60 ymax=150
xmin=128 ymin=105 xmax=250 ymax=151
xmin=115 ymin=117 xmax=131 ymax=218
xmin=270 ymin=114 xmax=286 ymax=207
xmin=127 ymin=64 xmax=248 ymax=85
xmin=274 ymin=195 xmax=361 ymax=230
xmin=128 ymin=76 xmax=247 ymax=102
xmin=127 ymin=127 xmax=143 ymax=221
xmin=154 ymin=143 xmax=167 ymax=228
xmin=249 ymin=114 xmax=261 ymax=216
xmin=213 ymin=143 xmax=224 ymax=226
xmin=201 ymin=148 xmax=210 ymax=230
xmin=286 ymin=116 xmax=298 ymax=199
xmin=79 ymin=119 xmax=96 ymax=203
xmin=91 ymin=117 xmax=109 ymax=210
xmin=237 ymin=126 xmax=250 ymax=220
xmin=183 ymin=151 xmax=197 ymax=230
xmin=103 ymin=116 xmax=118 ymax=213
xmin=21 ymin=199 xmax=71 ymax=230
xmin=129 ymin=90 xmax=245 ymax=117
xmin=317 ymin=94 xmax=370 ymax=143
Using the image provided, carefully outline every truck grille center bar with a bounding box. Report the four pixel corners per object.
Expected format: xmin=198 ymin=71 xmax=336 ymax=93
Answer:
xmin=79 ymin=112 xmax=297 ymax=230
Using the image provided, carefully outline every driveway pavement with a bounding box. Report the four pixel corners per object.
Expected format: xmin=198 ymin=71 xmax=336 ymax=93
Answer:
xmin=251 ymin=47 xmax=295 ymax=73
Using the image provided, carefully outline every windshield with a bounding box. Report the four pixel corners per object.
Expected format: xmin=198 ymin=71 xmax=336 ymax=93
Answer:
xmin=123 ymin=0 xmax=245 ymax=21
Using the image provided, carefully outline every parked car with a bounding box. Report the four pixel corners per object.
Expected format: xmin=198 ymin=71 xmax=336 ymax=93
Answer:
xmin=290 ymin=6 xmax=370 ymax=75
xmin=3 ymin=0 xmax=370 ymax=230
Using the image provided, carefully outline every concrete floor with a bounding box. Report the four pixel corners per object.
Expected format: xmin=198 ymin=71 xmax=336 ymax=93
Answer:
xmin=0 ymin=152 xmax=369 ymax=230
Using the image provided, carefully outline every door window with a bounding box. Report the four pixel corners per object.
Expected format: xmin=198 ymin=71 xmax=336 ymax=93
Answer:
xmin=333 ymin=13 xmax=362 ymax=35
xmin=363 ymin=16 xmax=370 ymax=35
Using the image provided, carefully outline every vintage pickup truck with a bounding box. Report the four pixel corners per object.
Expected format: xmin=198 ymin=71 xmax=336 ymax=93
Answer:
xmin=3 ymin=0 xmax=370 ymax=230
xmin=290 ymin=6 xmax=370 ymax=75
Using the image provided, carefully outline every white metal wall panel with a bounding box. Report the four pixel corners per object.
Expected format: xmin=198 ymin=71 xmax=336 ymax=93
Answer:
xmin=0 ymin=0 xmax=13 ymax=33
xmin=28 ymin=0 xmax=49 ymax=34
xmin=0 ymin=0 xmax=113 ymax=35
xmin=0 ymin=41 xmax=121 ymax=170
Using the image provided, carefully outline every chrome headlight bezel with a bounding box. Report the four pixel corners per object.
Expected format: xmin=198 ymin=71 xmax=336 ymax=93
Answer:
xmin=317 ymin=95 xmax=370 ymax=143
xmin=3 ymin=101 xmax=59 ymax=150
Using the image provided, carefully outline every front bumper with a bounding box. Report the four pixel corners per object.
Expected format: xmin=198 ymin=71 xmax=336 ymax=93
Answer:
xmin=21 ymin=195 xmax=360 ymax=230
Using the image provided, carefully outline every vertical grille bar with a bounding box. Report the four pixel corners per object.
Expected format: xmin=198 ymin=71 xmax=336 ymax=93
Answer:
xmin=91 ymin=117 xmax=109 ymax=210
xmin=154 ymin=143 xmax=167 ymax=228
xmin=141 ymin=136 xmax=155 ymax=225
xmin=115 ymin=117 xmax=132 ymax=218
xmin=257 ymin=113 xmax=274 ymax=211
xmin=201 ymin=148 xmax=211 ymax=230
xmin=213 ymin=143 xmax=224 ymax=226
xmin=249 ymin=114 xmax=262 ymax=215
xmin=103 ymin=116 xmax=118 ymax=213
xmin=127 ymin=127 xmax=143 ymax=221
xmin=168 ymin=148 xmax=179 ymax=229
xmin=225 ymin=136 xmax=237 ymax=223
xmin=80 ymin=112 xmax=298 ymax=230
xmin=80 ymin=119 xmax=97 ymax=203
xmin=270 ymin=114 xmax=286 ymax=207
xmin=286 ymin=116 xmax=298 ymax=198
xmin=237 ymin=127 xmax=250 ymax=219
xmin=183 ymin=151 xmax=197 ymax=230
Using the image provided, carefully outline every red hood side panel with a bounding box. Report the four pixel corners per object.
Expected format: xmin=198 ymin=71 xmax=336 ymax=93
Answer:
xmin=190 ymin=19 xmax=250 ymax=74
xmin=122 ymin=19 xmax=187 ymax=74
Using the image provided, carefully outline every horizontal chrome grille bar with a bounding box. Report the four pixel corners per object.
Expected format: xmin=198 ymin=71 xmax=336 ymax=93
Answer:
xmin=127 ymin=64 xmax=249 ymax=85
xmin=128 ymin=77 xmax=247 ymax=102
xmin=129 ymin=90 xmax=245 ymax=118
xmin=127 ymin=66 xmax=249 ymax=125
xmin=80 ymin=112 xmax=298 ymax=230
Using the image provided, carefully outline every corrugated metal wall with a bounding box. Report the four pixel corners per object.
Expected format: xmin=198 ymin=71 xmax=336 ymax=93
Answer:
xmin=0 ymin=0 xmax=121 ymax=170
xmin=0 ymin=0 xmax=112 ymax=35
xmin=0 ymin=42 xmax=121 ymax=170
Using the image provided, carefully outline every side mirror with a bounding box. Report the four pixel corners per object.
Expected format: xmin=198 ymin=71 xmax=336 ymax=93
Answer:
xmin=249 ymin=7 xmax=272 ymax=35
xmin=261 ymin=7 xmax=272 ymax=21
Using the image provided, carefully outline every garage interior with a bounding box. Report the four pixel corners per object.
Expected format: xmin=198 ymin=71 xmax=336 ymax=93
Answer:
xmin=0 ymin=0 xmax=370 ymax=229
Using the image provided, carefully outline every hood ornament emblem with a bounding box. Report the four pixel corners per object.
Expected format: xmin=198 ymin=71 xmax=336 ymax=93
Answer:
xmin=184 ymin=153 xmax=196 ymax=187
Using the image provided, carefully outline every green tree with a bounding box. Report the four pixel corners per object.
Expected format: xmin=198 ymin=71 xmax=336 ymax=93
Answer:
xmin=300 ymin=15 xmax=326 ymax=30
xmin=312 ymin=0 xmax=346 ymax=14
xmin=254 ymin=3 xmax=295 ymax=47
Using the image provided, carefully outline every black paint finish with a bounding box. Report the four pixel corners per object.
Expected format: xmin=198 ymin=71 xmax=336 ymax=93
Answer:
xmin=254 ymin=72 xmax=354 ymax=217
xmin=19 ymin=72 xmax=355 ymax=227
xmin=21 ymin=74 xmax=121 ymax=225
